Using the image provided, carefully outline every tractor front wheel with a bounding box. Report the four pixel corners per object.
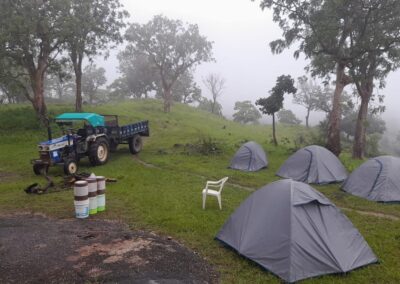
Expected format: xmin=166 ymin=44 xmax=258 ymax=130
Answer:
xmin=89 ymin=137 xmax=110 ymax=166
xmin=128 ymin=134 xmax=142 ymax=154
xmin=64 ymin=159 xmax=78 ymax=175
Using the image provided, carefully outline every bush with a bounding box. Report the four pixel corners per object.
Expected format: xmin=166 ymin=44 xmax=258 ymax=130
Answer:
xmin=291 ymin=129 xmax=325 ymax=151
xmin=183 ymin=137 xmax=224 ymax=155
xmin=0 ymin=107 xmax=40 ymax=130
xmin=366 ymin=133 xmax=382 ymax=157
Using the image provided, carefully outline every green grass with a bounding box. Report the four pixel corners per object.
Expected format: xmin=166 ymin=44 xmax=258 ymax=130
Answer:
xmin=0 ymin=99 xmax=399 ymax=283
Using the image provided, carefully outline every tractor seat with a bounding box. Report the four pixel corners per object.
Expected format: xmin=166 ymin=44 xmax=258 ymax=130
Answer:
xmin=77 ymin=128 xmax=86 ymax=137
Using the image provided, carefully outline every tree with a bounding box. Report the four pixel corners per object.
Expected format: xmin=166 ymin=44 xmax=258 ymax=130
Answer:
xmin=197 ymin=97 xmax=223 ymax=116
xmin=312 ymin=87 xmax=354 ymax=118
xmin=258 ymin=0 xmax=400 ymax=157
xmin=115 ymin=47 xmax=202 ymax=103
xmin=256 ymin=75 xmax=296 ymax=146
xmin=44 ymin=63 xmax=75 ymax=101
xmin=0 ymin=60 xmax=29 ymax=104
xmin=256 ymin=0 xmax=363 ymax=156
xmin=125 ymin=15 xmax=214 ymax=112
xmin=82 ymin=64 xmax=107 ymax=104
xmin=169 ymin=71 xmax=202 ymax=104
xmin=115 ymin=51 xmax=157 ymax=99
xmin=0 ymin=0 xmax=70 ymax=126
xmin=341 ymin=111 xmax=386 ymax=139
xmin=203 ymin=73 xmax=226 ymax=115
xmin=346 ymin=2 xmax=400 ymax=158
xmin=293 ymin=76 xmax=321 ymax=128
xmin=277 ymin=109 xmax=301 ymax=125
xmin=233 ymin=101 xmax=261 ymax=124
xmin=64 ymin=0 xmax=128 ymax=112
xmin=0 ymin=83 xmax=28 ymax=104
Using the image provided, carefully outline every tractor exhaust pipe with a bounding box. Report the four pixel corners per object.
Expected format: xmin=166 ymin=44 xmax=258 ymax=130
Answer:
xmin=47 ymin=127 xmax=52 ymax=141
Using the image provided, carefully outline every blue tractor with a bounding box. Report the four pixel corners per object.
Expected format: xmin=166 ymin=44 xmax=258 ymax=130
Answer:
xmin=32 ymin=113 xmax=149 ymax=175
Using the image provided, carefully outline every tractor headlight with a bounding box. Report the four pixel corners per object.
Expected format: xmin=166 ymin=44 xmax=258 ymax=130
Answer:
xmin=38 ymin=145 xmax=49 ymax=151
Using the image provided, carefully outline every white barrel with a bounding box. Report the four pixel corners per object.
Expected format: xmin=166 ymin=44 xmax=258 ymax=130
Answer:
xmin=74 ymin=181 xmax=89 ymax=218
xmin=89 ymin=197 xmax=97 ymax=214
xmin=74 ymin=199 xmax=89 ymax=218
xmin=86 ymin=178 xmax=97 ymax=215
xmin=96 ymin=176 xmax=106 ymax=190
xmin=96 ymin=176 xmax=106 ymax=212
xmin=74 ymin=180 xmax=88 ymax=198
xmin=97 ymin=194 xmax=106 ymax=212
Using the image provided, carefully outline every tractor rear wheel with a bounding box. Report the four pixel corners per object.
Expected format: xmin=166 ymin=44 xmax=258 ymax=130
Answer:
xmin=89 ymin=137 xmax=110 ymax=166
xmin=64 ymin=159 xmax=78 ymax=175
xmin=128 ymin=134 xmax=142 ymax=154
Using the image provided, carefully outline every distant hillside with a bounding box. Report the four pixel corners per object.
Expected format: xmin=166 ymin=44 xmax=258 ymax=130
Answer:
xmin=0 ymin=99 xmax=307 ymax=147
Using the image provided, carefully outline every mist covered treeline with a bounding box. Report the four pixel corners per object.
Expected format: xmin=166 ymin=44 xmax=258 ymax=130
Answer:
xmin=1 ymin=0 xmax=400 ymax=159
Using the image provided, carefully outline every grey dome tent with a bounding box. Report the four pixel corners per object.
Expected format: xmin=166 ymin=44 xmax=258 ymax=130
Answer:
xmin=342 ymin=155 xmax=400 ymax=202
xmin=229 ymin=141 xmax=268 ymax=171
xmin=276 ymin=145 xmax=347 ymax=184
xmin=216 ymin=179 xmax=377 ymax=283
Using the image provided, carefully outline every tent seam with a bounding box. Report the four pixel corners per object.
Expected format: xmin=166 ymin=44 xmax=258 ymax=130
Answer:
xmin=368 ymin=158 xmax=383 ymax=198
xmin=304 ymin=148 xmax=313 ymax=182
xmin=243 ymin=145 xmax=253 ymax=171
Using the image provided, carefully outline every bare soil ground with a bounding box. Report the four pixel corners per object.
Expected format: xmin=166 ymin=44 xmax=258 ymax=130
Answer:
xmin=0 ymin=213 xmax=218 ymax=284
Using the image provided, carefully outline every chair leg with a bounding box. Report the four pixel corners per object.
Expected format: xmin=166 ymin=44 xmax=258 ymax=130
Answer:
xmin=217 ymin=195 xmax=222 ymax=210
xmin=202 ymin=194 xmax=206 ymax=209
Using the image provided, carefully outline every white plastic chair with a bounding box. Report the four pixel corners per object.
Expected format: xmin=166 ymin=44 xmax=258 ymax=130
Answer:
xmin=202 ymin=177 xmax=229 ymax=210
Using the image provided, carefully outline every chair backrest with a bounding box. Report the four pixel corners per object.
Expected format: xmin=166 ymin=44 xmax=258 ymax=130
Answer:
xmin=207 ymin=177 xmax=228 ymax=192
xmin=217 ymin=177 xmax=229 ymax=192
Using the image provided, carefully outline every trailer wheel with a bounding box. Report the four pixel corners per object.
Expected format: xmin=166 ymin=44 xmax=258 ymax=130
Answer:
xmin=89 ymin=137 xmax=109 ymax=166
xmin=33 ymin=164 xmax=48 ymax=176
xmin=129 ymin=134 xmax=142 ymax=154
xmin=64 ymin=159 xmax=78 ymax=175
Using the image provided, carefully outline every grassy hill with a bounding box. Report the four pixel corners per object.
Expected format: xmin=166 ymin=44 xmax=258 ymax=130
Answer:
xmin=0 ymin=100 xmax=399 ymax=283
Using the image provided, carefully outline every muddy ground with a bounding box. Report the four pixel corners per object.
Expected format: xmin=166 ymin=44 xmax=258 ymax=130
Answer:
xmin=0 ymin=213 xmax=218 ymax=284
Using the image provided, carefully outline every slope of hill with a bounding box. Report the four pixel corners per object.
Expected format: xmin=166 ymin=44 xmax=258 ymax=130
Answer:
xmin=0 ymin=100 xmax=399 ymax=283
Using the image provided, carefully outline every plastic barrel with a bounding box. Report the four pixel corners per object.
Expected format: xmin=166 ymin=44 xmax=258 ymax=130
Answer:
xmin=74 ymin=181 xmax=89 ymax=218
xmin=96 ymin=176 xmax=106 ymax=212
xmin=87 ymin=178 xmax=97 ymax=215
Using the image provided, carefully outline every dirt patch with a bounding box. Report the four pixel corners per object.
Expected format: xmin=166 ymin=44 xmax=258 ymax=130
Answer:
xmin=132 ymin=157 xmax=255 ymax=192
xmin=132 ymin=155 xmax=160 ymax=169
xmin=0 ymin=171 xmax=21 ymax=182
xmin=0 ymin=213 xmax=218 ymax=284
xmin=340 ymin=207 xmax=400 ymax=221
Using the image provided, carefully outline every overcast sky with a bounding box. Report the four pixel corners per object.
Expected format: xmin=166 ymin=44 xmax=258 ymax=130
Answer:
xmin=99 ymin=0 xmax=400 ymax=129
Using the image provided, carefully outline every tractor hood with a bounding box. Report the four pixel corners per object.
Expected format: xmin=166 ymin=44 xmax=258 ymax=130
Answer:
xmin=55 ymin=113 xmax=105 ymax=127
xmin=38 ymin=135 xmax=74 ymax=151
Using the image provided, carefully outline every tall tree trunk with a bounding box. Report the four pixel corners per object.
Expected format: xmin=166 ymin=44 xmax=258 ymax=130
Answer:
xmin=163 ymin=87 xmax=172 ymax=113
xmin=211 ymin=98 xmax=216 ymax=114
xmin=71 ymin=50 xmax=84 ymax=112
xmin=353 ymin=80 xmax=373 ymax=159
xmin=89 ymin=91 xmax=94 ymax=104
xmin=272 ymin=113 xmax=277 ymax=146
xmin=326 ymin=63 xmax=351 ymax=156
xmin=305 ymin=107 xmax=310 ymax=128
xmin=28 ymin=58 xmax=49 ymax=127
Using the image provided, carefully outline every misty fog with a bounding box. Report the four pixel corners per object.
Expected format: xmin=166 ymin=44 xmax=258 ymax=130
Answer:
xmin=91 ymin=0 xmax=400 ymax=152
